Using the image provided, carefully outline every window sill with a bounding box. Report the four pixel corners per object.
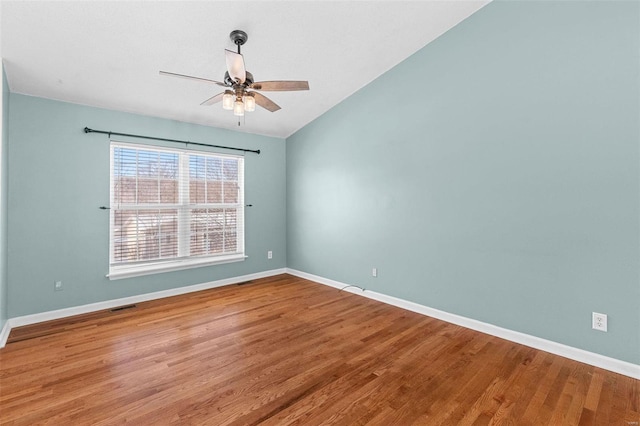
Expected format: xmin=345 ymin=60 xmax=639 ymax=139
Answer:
xmin=107 ymin=254 xmax=247 ymax=280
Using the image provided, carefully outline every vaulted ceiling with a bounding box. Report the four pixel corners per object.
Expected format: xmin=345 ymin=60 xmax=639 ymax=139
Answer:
xmin=1 ymin=1 xmax=489 ymax=138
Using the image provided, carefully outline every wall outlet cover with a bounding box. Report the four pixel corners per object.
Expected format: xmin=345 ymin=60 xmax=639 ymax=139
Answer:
xmin=592 ymin=312 xmax=607 ymax=332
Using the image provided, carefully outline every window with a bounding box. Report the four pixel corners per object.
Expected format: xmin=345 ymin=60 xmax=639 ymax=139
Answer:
xmin=109 ymin=142 xmax=245 ymax=279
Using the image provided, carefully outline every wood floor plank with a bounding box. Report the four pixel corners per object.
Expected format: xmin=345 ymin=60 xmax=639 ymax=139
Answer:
xmin=0 ymin=274 xmax=637 ymax=425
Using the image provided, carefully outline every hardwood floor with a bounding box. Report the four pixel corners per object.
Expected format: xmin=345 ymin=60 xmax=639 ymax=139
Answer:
xmin=0 ymin=274 xmax=637 ymax=425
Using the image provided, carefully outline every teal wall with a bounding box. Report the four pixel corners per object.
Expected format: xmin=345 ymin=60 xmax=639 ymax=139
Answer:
xmin=287 ymin=1 xmax=640 ymax=364
xmin=0 ymin=65 xmax=9 ymax=330
xmin=7 ymin=94 xmax=286 ymax=317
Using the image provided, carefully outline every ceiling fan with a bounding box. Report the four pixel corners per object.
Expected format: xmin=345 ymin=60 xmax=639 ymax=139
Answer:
xmin=160 ymin=30 xmax=309 ymax=117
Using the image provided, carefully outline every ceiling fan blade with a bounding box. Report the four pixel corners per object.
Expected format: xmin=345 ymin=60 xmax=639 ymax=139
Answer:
xmin=200 ymin=92 xmax=225 ymax=106
xmin=225 ymin=49 xmax=246 ymax=84
xmin=252 ymin=92 xmax=281 ymax=112
xmin=251 ymin=81 xmax=309 ymax=91
xmin=159 ymin=71 xmax=226 ymax=87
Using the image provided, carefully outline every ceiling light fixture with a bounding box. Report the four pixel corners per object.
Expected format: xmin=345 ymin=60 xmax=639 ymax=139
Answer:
xmin=160 ymin=29 xmax=310 ymax=122
xmin=222 ymin=90 xmax=234 ymax=110
xmin=233 ymin=98 xmax=245 ymax=116
xmin=244 ymin=93 xmax=255 ymax=112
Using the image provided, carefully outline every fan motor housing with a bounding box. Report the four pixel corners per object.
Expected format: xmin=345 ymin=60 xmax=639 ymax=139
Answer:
xmin=224 ymin=71 xmax=254 ymax=87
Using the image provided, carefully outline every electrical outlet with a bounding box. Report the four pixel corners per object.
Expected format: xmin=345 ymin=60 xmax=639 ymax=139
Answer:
xmin=267 ymin=250 xmax=273 ymax=259
xmin=372 ymin=268 xmax=377 ymax=277
xmin=54 ymin=280 xmax=63 ymax=291
xmin=592 ymin=312 xmax=607 ymax=332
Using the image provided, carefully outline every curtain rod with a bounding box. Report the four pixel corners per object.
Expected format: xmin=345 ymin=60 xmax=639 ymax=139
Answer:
xmin=83 ymin=127 xmax=260 ymax=154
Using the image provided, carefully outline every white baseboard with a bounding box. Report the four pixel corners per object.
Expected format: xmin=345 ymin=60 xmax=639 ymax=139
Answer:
xmin=0 ymin=320 xmax=11 ymax=348
xmin=286 ymin=268 xmax=640 ymax=380
xmin=0 ymin=268 xmax=286 ymax=348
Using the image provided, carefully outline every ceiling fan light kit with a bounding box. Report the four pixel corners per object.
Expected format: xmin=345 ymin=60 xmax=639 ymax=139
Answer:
xmin=234 ymin=99 xmax=245 ymax=116
xmin=160 ymin=29 xmax=309 ymax=122
xmin=244 ymin=93 xmax=256 ymax=112
xmin=222 ymin=90 xmax=234 ymax=110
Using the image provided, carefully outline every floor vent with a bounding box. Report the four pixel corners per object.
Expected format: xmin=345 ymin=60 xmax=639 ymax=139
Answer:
xmin=110 ymin=304 xmax=137 ymax=312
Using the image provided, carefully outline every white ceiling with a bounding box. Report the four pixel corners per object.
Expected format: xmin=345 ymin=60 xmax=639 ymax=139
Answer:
xmin=1 ymin=1 xmax=489 ymax=139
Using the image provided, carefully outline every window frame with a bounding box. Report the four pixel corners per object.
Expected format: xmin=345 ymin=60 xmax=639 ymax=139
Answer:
xmin=108 ymin=141 xmax=245 ymax=280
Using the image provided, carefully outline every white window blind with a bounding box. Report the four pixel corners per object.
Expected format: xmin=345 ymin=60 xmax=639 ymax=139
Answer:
xmin=109 ymin=142 xmax=245 ymax=279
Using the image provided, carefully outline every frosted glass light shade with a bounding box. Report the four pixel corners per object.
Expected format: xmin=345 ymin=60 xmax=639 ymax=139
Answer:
xmin=222 ymin=92 xmax=234 ymax=110
xmin=233 ymin=100 xmax=245 ymax=116
xmin=244 ymin=94 xmax=255 ymax=112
